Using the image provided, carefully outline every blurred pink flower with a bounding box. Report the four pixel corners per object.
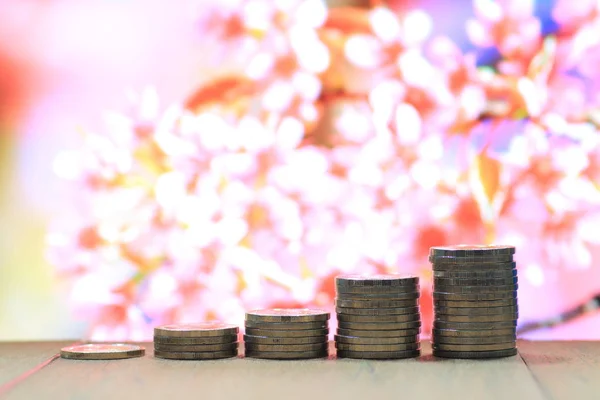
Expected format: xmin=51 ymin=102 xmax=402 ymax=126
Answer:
xmin=48 ymin=0 xmax=600 ymax=340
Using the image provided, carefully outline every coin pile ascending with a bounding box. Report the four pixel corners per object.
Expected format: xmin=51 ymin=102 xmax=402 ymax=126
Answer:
xmin=153 ymin=322 xmax=239 ymax=360
xmin=334 ymin=274 xmax=421 ymax=359
xmin=244 ymin=309 xmax=329 ymax=359
xmin=430 ymin=245 xmax=518 ymax=359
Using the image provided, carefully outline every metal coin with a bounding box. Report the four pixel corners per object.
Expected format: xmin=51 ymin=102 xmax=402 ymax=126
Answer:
xmin=336 ymin=274 xmax=419 ymax=287
xmin=338 ymin=321 xmax=422 ymax=331
xmin=244 ymin=343 xmax=328 ymax=352
xmin=245 ymin=309 xmax=329 ymax=323
xmin=335 ymin=342 xmax=420 ymax=352
xmin=60 ymin=344 xmax=145 ymax=360
xmin=244 ymin=321 xmax=327 ymax=330
xmin=335 ymin=334 xmax=419 ymax=345
xmin=245 ymin=327 xmax=328 ymax=337
xmin=432 ymin=342 xmax=516 ymax=352
xmin=154 ymin=342 xmax=238 ymax=352
xmin=337 ymin=291 xmax=420 ymax=300
xmin=337 ymin=349 xmax=420 ymax=359
xmin=433 ymin=348 xmax=517 ymax=359
xmin=433 ymin=291 xmax=518 ymax=301
xmin=153 ymin=335 xmax=237 ymax=345
xmin=243 ymin=334 xmax=327 ymax=345
xmin=244 ymin=349 xmax=328 ymax=359
xmin=433 ymin=299 xmax=518 ymax=308
xmin=335 ymin=298 xmax=419 ymax=309
xmin=434 ymin=276 xmax=518 ymax=286
xmin=335 ymin=284 xmax=419 ymax=295
xmin=335 ymin=306 xmax=420 ymax=316
xmin=434 ymin=305 xmax=518 ymax=316
xmin=433 ymin=284 xmax=518 ymax=293
xmin=154 ymin=350 xmax=237 ymax=360
xmin=154 ymin=322 xmax=238 ymax=338
xmin=431 ymin=257 xmax=515 ymax=267
xmin=433 ymin=320 xmax=517 ymax=330
xmin=337 ymin=328 xmax=421 ymax=338
xmin=433 ymin=268 xmax=517 ymax=278
xmin=435 ymin=314 xmax=517 ymax=323
xmin=432 ymin=328 xmax=516 ymax=338
xmin=338 ymin=313 xmax=420 ymax=323
xmin=429 ymin=245 xmax=515 ymax=257
xmin=432 ymin=334 xmax=516 ymax=345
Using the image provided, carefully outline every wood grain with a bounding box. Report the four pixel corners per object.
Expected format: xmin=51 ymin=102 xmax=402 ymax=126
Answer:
xmin=519 ymin=341 xmax=600 ymax=400
xmin=0 ymin=341 xmax=69 ymax=385
xmin=4 ymin=341 xmax=546 ymax=400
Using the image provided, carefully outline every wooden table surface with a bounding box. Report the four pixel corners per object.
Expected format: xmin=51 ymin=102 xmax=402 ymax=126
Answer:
xmin=0 ymin=341 xmax=596 ymax=400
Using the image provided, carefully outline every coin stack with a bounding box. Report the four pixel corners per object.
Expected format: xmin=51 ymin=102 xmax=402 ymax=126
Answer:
xmin=430 ymin=245 xmax=518 ymax=359
xmin=153 ymin=322 xmax=239 ymax=360
xmin=334 ymin=274 xmax=422 ymax=359
xmin=244 ymin=309 xmax=330 ymax=360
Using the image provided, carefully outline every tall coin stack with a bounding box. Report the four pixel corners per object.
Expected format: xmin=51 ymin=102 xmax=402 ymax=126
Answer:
xmin=244 ymin=309 xmax=330 ymax=359
xmin=334 ymin=274 xmax=421 ymax=359
xmin=430 ymin=245 xmax=518 ymax=359
xmin=153 ymin=322 xmax=239 ymax=360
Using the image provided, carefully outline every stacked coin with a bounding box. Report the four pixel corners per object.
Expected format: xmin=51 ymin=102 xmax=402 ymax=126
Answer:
xmin=153 ymin=322 xmax=239 ymax=360
xmin=334 ymin=274 xmax=421 ymax=359
xmin=244 ymin=309 xmax=330 ymax=359
xmin=430 ymin=245 xmax=518 ymax=359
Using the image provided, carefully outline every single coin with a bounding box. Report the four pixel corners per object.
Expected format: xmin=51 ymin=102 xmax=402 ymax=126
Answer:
xmin=434 ymin=276 xmax=518 ymax=286
xmin=434 ymin=305 xmax=518 ymax=316
xmin=433 ymin=268 xmax=517 ymax=278
xmin=433 ymin=284 xmax=518 ymax=293
xmin=335 ymin=274 xmax=419 ymax=287
xmin=433 ymin=320 xmax=517 ymax=330
xmin=429 ymin=245 xmax=515 ymax=257
xmin=337 ymin=291 xmax=420 ymax=300
xmin=335 ymin=298 xmax=419 ymax=309
xmin=337 ymin=328 xmax=420 ymax=338
xmin=154 ymin=342 xmax=238 ymax=352
xmin=154 ymin=322 xmax=238 ymax=338
xmin=433 ymin=299 xmax=518 ymax=308
xmin=244 ymin=350 xmax=328 ymax=360
xmin=336 ymin=349 xmax=420 ymax=359
xmin=338 ymin=321 xmax=422 ymax=331
xmin=435 ymin=314 xmax=518 ymax=323
xmin=433 ymin=291 xmax=518 ymax=301
xmin=433 ymin=342 xmax=516 ymax=352
xmin=244 ymin=321 xmax=327 ymax=330
xmin=154 ymin=350 xmax=237 ymax=360
xmin=246 ymin=309 xmax=329 ymax=323
xmin=432 ymin=328 xmax=516 ymax=338
xmin=430 ymin=257 xmax=514 ymax=266
xmin=154 ymin=335 xmax=238 ymax=345
xmin=335 ymin=342 xmax=420 ymax=352
xmin=245 ymin=328 xmax=328 ymax=337
xmin=338 ymin=313 xmax=420 ymax=323
xmin=432 ymin=334 xmax=516 ymax=345
xmin=335 ymin=285 xmax=420 ymax=295
xmin=244 ymin=342 xmax=328 ymax=352
xmin=60 ymin=344 xmax=145 ymax=360
xmin=335 ymin=334 xmax=419 ymax=345
xmin=335 ymin=306 xmax=420 ymax=316
xmin=433 ymin=348 xmax=518 ymax=359
xmin=243 ymin=335 xmax=327 ymax=345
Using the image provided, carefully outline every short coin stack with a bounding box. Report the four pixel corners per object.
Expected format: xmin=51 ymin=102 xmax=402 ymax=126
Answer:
xmin=334 ymin=274 xmax=421 ymax=359
xmin=430 ymin=245 xmax=518 ymax=359
xmin=153 ymin=322 xmax=239 ymax=360
xmin=60 ymin=343 xmax=145 ymax=360
xmin=244 ymin=309 xmax=330 ymax=360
